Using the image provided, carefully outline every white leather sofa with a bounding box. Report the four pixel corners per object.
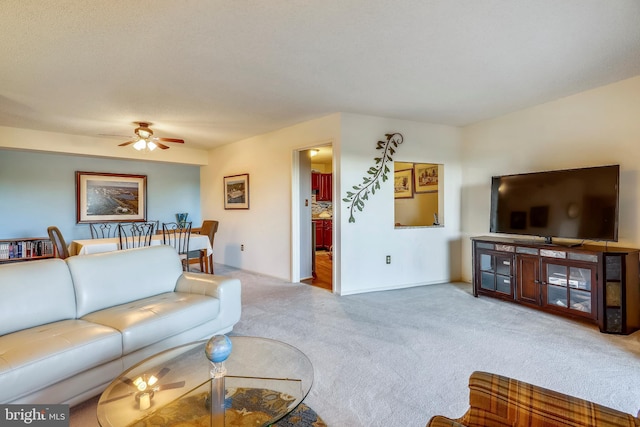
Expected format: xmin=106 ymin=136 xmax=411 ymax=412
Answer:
xmin=0 ymin=245 xmax=241 ymax=406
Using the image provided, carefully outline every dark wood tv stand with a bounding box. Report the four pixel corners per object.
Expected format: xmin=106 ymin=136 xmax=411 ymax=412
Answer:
xmin=471 ymin=236 xmax=640 ymax=334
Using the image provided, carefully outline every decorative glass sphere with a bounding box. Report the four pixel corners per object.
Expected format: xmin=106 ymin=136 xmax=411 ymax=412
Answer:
xmin=205 ymin=335 xmax=232 ymax=363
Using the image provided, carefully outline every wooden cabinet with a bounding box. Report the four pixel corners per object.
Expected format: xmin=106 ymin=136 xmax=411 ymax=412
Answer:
xmin=472 ymin=236 xmax=640 ymax=334
xmin=312 ymin=172 xmax=332 ymax=201
xmin=0 ymin=237 xmax=55 ymax=263
xmin=322 ymin=219 xmax=332 ymax=249
xmin=311 ymin=173 xmax=321 ymax=192
xmin=602 ymin=252 xmax=640 ymax=334
xmin=516 ymin=254 xmax=540 ymax=305
xmin=313 ymin=219 xmax=332 ymax=250
xmin=540 ymin=258 xmax=597 ymax=320
xmin=476 ymin=245 xmax=513 ymax=298
xmin=314 ymin=220 xmax=323 ymax=250
xmin=319 ymin=173 xmax=332 ymax=201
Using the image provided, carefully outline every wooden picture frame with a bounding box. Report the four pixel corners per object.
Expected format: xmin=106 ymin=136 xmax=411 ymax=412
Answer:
xmin=76 ymin=171 xmax=147 ymax=223
xmin=224 ymin=173 xmax=250 ymax=209
xmin=394 ymin=169 xmax=414 ymax=199
xmin=414 ymin=163 xmax=439 ymax=193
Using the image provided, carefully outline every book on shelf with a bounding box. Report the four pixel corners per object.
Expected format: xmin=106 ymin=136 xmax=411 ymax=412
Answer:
xmin=0 ymin=239 xmax=54 ymax=260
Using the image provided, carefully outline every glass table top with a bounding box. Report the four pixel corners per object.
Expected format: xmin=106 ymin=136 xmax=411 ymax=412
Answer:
xmin=97 ymin=336 xmax=314 ymax=427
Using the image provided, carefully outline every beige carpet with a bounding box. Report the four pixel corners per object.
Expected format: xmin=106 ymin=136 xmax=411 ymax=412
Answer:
xmin=70 ymin=395 xmax=100 ymax=427
xmin=71 ymin=263 xmax=640 ymax=426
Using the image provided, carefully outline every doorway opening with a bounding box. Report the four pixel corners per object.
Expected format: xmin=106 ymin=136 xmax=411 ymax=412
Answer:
xmin=298 ymin=145 xmax=333 ymax=291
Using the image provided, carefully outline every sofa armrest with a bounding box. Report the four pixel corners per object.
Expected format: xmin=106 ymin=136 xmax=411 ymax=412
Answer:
xmin=175 ymin=273 xmax=242 ymax=330
xmin=175 ymin=272 xmax=240 ymax=299
xmin=459 ymin=371 xmax=640 ymax=427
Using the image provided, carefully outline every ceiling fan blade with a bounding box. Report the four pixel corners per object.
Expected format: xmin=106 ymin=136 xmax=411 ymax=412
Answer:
xmin=154 ymin=367 xmax=171 ymax=380
xmin=155 ymin=381 xmax=186 ymax=391
xmin=118 ymin=140 xmax=135 ymax=147
xmin=158 ymin=138 xmax=185 ymax=144
xmin=155 ymin=142 xmax=170 ymax=150
xmin=119 ymin=376 xmax=134 ymax=386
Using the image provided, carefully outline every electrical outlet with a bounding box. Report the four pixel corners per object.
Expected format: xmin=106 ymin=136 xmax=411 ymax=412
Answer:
xmin=386 ymin=255 xmax=391 ymax=264
xmin=241 ymin=244 xmax=244 ymax=251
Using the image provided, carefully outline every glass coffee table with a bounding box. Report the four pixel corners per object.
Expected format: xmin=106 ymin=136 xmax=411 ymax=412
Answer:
xmin=97 ymin=336 xmax=314 ymax=427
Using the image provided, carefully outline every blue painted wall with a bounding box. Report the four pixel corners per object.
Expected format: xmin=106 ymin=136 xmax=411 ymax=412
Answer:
xmin=0 ymin=150 xmax=201 ymax=240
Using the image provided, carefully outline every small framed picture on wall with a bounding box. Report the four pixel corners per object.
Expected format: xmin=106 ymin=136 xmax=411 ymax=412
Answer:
xmin=224 ymin=173 xmax=250 ymax=209
xmin=414 ymin=163 xmax=438 ymax=193
xmin=394 ymin=169 xmax=414 ymax=199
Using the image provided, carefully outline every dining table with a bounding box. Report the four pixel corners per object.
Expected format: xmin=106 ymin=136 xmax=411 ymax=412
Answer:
xmin=69 ymin=234 xmax=212 ymax=257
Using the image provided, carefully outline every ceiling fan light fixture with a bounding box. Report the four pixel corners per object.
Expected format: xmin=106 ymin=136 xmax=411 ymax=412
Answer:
xmin=133 ymin=139 xmax=147 ymax=151
xmin=137 ymin=128 xmax=152 ymax=139
xmin=118 ymin=122 xmax=185 ymax=151
xmin=135 ymin=123 xmax=153 ymax=139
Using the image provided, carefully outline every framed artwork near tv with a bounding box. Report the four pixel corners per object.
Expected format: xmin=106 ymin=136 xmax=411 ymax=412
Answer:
xmin=76 ymin=171 xmax=147 ymax=223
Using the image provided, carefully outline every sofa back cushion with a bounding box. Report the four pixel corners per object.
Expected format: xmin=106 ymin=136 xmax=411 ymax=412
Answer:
xmin=67 ymin=245 xmax=184 ymax=318
xmin=0 ymin=258 xmax=76 ymax=335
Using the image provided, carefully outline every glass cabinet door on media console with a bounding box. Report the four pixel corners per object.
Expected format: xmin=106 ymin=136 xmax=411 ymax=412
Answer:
xmin=541 ymin=259 xmax=596 ymax=319
xmin=477 ymin=246 xmax=513 ymax=297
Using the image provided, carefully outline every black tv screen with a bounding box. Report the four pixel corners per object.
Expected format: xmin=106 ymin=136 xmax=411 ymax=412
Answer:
xmin=490 ymin=165 xmax=619 ymax=243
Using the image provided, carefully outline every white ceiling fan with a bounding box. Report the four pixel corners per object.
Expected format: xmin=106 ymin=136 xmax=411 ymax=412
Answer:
xmin=117 ymin=122 xmax=185 ymax=151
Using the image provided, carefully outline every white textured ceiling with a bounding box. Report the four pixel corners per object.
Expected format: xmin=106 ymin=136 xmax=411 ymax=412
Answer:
xmin=1 ymin=1 xmax=640 ymax=150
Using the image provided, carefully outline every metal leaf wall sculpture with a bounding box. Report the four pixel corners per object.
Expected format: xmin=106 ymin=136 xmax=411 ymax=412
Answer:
xmin=343 ymin=132 xmax=404 ymax=223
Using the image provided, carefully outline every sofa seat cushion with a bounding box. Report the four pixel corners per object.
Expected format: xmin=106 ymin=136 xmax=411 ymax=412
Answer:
xmin=0 ymin=319 xmax=122 ymax=403
xmin=81 ymin=292 xmax=221 ymax=354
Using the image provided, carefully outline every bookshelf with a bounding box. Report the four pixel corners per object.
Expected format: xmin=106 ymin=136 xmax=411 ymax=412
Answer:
xmin=0 ymin=238 xmax=55 ymax=263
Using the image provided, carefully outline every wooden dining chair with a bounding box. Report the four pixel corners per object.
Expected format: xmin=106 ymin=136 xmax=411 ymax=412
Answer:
xmin=188 ymin=220 xmax=219 ymax=273
xmin=117 ymin=222 xmax=156 ymax=250
xmin=89 ymin=222 xmax=120 ymax=239
xmin=47 ymin=226 xmax=70 ymax=259
xmin=162 ymin=222 xmax=192 ymax=271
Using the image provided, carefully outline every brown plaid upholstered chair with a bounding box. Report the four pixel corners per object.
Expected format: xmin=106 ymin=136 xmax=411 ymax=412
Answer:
xmin=427 ymin=371 xmax=640 ymax=427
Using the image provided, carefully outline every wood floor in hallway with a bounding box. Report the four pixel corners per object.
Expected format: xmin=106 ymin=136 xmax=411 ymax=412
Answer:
xmin=303 ymin=249 xmax=332 ymax=291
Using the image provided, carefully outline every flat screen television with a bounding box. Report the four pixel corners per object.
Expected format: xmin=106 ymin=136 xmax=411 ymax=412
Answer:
xmin=490 ymin=165 xmax=619 ymax=244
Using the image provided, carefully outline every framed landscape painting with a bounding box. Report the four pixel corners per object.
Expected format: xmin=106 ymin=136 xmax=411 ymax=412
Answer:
xmin=414 ymin=163 xmax=438 ymax=193
xmin=224 ymin=173 xmax=250 ymax=209
xmin=394 ymin=169 xmax=414 ymax=199
xmin=76 ymin=171 xmax=147 ymax=223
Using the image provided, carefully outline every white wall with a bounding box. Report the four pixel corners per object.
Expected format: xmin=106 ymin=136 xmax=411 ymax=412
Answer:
xmin=338 ymin=113 xmax=463 ymax=294
xmin=201 ymin=112 xmax=463 ymax=294
xmin=460 ymin=75 xmax=640 ymax=282
xmin=200 ymin=114 xmax=340 ymax=281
